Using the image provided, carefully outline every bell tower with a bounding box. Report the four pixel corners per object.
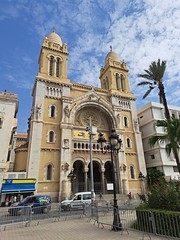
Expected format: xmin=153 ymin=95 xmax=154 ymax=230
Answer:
xmin=38 ymin=31 xmax=70 ymax=83
xmin=99 ymin=47 xmax=130 ymax=96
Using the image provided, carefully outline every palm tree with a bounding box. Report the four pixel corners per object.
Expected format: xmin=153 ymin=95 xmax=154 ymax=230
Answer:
xmin=149 ymin=117 xmax=180 ymax=174
xmin=137 ymin=59 xmax=170 ymax=120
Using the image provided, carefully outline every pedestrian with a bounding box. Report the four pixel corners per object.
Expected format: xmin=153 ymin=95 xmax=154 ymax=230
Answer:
xmin=10 ymin=195 xmax=14 ymax=205
xmin=99 ymin=192 xmax=103 ymax=200
xmin=13 ymin=195 xmax=17 ymax=203
xmin=127 ymin=192 xmax=132 ymax=200
xmin=5 ymin=196 xmax=9 ymax=207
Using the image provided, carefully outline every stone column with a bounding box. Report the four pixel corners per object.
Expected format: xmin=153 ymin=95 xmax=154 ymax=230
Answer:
xmin=101 ymin=168 xmax=105 ymax=194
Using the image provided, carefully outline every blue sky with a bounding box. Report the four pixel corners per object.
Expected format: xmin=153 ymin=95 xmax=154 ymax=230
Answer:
xmin=0 ymin=0 xmax=180 ymax=133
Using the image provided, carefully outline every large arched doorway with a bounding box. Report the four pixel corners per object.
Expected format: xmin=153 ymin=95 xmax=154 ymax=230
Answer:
xmin=87 ymin=161 xmax=101 ymax=193
xmin=104 ymin=161 xmax=113 ymax=194
xmin=73 ymin=160 xmax=84 ymax=193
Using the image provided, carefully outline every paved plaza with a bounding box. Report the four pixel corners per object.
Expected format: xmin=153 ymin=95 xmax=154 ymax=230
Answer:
xmin=0 ymin=218 xmax=163 ymax=240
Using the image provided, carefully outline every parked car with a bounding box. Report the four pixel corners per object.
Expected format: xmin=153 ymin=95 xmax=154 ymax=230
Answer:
xmin=60 ymin=192 xmax=94 ymax=211
xmin=8 ymin=195 xmax=51 ymax=215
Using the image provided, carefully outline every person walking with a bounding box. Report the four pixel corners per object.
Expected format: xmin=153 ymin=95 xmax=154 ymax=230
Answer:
xmin=99 ymin=192 xmax=103 ymax=200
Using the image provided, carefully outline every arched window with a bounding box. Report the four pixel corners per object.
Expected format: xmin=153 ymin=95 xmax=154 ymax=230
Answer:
xmin=130 ymin=166 xmax=135 ymax=179
xmin=127 ymin=138 xmax=131 ymax=148
xmin=47 ymin=164 xmax=52 ymax=180
xmin=49 ymin=56 xmax=54 ymax=76
xmin=50 ymin=105 xmax=56 ymax=118
xmin=121 ymin=74 xmax=126 ymax=91
xmin=103 ymin=77 xmax=109 ymax=89
xmin=116 ymin=73 xmax=121 ymax=90
xmin=56 ymin=57 xmax=61 ymax=77
xmin=74 ymin=143 xmax=77 ymax=148
xmin=116 ymin=73 xmax=126 ymax=91
xmin=49 ymin=131 xmax=54 ymax=143
xmin=124 ymin=116 xmax=128 ymax=127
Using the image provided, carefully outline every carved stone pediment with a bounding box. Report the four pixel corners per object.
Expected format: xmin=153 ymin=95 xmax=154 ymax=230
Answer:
xmin=73 ymin=90 xmax=111 ymax=108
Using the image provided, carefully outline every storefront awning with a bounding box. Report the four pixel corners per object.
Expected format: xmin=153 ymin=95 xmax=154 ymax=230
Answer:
xmin=1 ymin=179 xmax=36 ymax=193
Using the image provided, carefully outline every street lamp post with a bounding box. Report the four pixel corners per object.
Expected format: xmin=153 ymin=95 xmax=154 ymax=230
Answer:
xmin=97 ymin=129 xmax=122 ymax=231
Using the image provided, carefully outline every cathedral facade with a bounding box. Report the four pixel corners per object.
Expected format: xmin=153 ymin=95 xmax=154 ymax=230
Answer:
xmin=26 ymin=31 xmax=146 ymax=201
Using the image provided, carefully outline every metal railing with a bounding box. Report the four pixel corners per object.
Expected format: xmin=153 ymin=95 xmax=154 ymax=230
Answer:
xmin=0 ymin=202 xmax=179 ymax=239
xmin=91 ymin=205 xmax=180 ymax=239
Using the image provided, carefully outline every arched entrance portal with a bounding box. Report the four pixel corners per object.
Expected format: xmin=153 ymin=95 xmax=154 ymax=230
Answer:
xmin=71 ymin=103 xmax=120 ymax=195
xmin=72 ymin=160 xmax=84 ymax=193
xmin=104 ymin=161 xmax=113 ymax=194
xmin=87 ymin=161 xmax=101 ymax=193
xmin=72 ymin=160 xmax=115 ymax=194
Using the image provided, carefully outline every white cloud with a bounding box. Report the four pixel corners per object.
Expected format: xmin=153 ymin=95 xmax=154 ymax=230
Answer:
xmin=0 ymin=0 xmax=180 ymax=109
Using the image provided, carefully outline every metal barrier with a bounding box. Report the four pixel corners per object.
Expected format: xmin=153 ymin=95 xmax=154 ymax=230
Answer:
xmin=0 ymin=203 xmax=85 ymax=231
xmin=92 ymin=206 xmax=180 ymax=239
xmin=1 ymin=203 xmax=179 ymax=240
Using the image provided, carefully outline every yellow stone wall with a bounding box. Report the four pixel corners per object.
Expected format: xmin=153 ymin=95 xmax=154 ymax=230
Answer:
xmin=38 ymin=150 xmax=60 ymax=181
xmin=14 ymin=150 xmax=27 ymax=172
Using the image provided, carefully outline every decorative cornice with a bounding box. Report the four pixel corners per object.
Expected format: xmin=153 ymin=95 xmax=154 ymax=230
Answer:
xmin=125 ymin=152 xmax=137 ymax=156
xmin=15 ymin=149 xmax=28 ymax=153
xmin=36 ymin=77 xmax=71 ymax=87
xmin=42 ymin=46 xmax=68 ymax=55
xmin=45 ymin=96 xmax=62 ymax=100
xmin=72 ymin=82 xmax=107 ymax=94
xmin=41 ymin=148 xmax=61 ymax=152
xmin=111 ymin=93 xmax=136 ymax=101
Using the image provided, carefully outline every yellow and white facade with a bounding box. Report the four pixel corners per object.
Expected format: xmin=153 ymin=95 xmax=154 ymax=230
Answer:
xmin=26 ymin=31 xmax=146 ymax=201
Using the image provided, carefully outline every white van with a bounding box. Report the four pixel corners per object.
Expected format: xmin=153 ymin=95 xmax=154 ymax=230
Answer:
xmin=60 ymin=192 xmax=94 ymax=211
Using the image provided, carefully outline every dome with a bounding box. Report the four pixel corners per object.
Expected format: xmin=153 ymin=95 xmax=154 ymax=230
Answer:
xmin=105 ymin=50 xmax=120 ymax=64
xmin=46 ymin=31 xmax=63 ymax=46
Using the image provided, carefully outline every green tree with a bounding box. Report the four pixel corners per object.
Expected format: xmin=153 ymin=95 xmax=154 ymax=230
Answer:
xmin=137 ymin=59 xmax=170 ymax=120
xmin=147 ymin=180 xmax=180 ymax=211
xmin=149 ymin=117 xmax=180 ymax=174
xmin=146 ymin=168 xmax=165 ymax=190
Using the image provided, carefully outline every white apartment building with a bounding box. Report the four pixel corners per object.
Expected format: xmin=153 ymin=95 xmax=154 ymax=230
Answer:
xmin=0 ymin=91 xmax=19 ymax=188
xmin=137 ymin=102 xmax=180 ymax=180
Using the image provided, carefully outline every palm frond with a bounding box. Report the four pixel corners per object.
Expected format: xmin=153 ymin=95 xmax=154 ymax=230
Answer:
xmin=149 ymin=135 xmax=167 ymax=147
xmin=137 ymin=74 xmax=154 ymax=80
xmin=137 ymin=81 xmax=152 ymax=86
xmin=156 ymin=120 xmax=168 ymax=128
xmin=143 ymin=87 xmax=154 ymax=99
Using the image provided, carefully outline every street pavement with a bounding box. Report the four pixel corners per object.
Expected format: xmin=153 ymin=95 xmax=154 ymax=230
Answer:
xmin=0 ymin=217 xmax=163 ymax=240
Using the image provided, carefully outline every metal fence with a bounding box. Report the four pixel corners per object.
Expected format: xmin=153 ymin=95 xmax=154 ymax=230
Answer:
xmin=92 ymin=205 xmax=180 ymax=239
xmin=0 ymin=202 xmax=180 ymax=239
xmin=0 ymin=203 xmax=85 ymax=231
